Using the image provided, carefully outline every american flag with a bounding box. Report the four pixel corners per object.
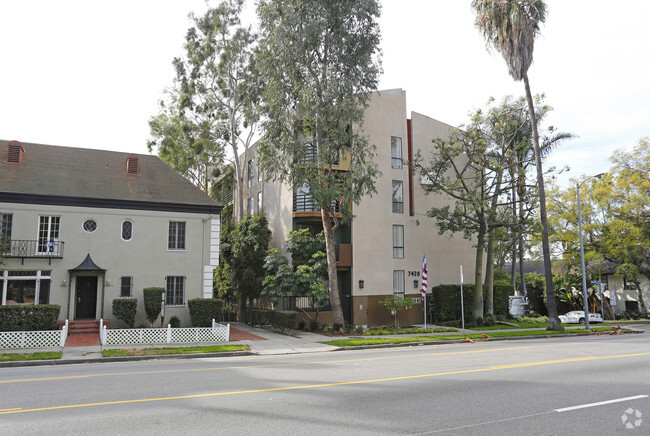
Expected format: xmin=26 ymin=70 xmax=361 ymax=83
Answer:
xmin=421 ymin=255 xmax=427 ymax=299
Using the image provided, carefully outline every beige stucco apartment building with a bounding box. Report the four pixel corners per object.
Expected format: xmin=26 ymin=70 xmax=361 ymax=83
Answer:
xmin=238 ymin=89 xmax=477 ymax=327
xmin=0 ymin=140 xmax=221 ymax=327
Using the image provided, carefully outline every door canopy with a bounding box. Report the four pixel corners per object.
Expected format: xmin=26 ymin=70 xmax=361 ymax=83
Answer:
xmin=69 ymin=254 xmax=106 ymax=272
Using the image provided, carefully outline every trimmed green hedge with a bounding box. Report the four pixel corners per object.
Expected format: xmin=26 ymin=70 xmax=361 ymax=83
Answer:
xmin=188 ymin=298 xmax=224 ymax=327
xmin=112 ymin=299 xmax=137 ymax=328
xmin=143 ymin=287 xmax=164 ymax=326
xmin=430 ymin=284 xmax=513 ymax=322
xmin=251 ymin=309 xmax=298 ymax=333
xmin=0 ymin=305 xmax=61 ymax=332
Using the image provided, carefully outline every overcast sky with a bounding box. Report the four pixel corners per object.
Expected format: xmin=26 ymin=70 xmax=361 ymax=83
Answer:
xmin=2 ymin=0 xmax=648 ymax=188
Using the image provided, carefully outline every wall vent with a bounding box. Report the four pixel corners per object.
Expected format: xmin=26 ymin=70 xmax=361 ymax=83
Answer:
xmin=126 ymin=154 xmax=139 ymax=174
xmin=7 ymin=140 xmax=24 ymax=164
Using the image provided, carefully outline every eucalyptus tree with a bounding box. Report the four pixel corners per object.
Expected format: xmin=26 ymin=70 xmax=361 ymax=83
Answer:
xmin=472 ymin=0 xmax=563 ymax=330
xmin=149 ymin=0 xmax=260 ymax=219
xmin=256 ymin=0 xmax=382 ymax=329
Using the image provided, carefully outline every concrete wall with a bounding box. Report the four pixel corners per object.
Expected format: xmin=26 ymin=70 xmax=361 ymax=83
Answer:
xmin=0 ymin=202 xmax=219 ymax=327
xmin=606 ymin=274 xmax=650 ymax=315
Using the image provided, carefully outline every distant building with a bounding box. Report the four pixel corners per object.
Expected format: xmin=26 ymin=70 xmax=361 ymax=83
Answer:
xmin=0 ymin=140 xmax=221 ymax=327
xmin=236 ymin=89 xmax=477 ymax=327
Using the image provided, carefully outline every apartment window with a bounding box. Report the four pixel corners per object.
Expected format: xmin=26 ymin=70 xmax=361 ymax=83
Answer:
xmin=168 ymin=222 xmax=186 ymax=250
xmin=166 ymin=276 xmax=185 ymax=306
xmin=257 ymin=191 xmax=263 ymax=211
xmin=1 ymin=213 xmax=12 ymax=240
xmin=391 ymin=136 xmax=403 ymax=169
xmin=247 ymin=159 xmax=254 ymax=188
xmin=393 ymin=270 xmax=405 ymax=297
xmin=392 ymin=225 xmax=404 ymax=259
xmin=122 ymin=220 xmax=133 ymax=241
xmin=1 ymin=270 xmax=51 ymax=305
xmin=82 ymin=219 xmax=97 ymax=233
xmin=392 ymin=180 xmax=403 ymax=214
xmin=37 ymin=216 xmax=61 ymax=253
xmin=120 ymin=276 xmax=133 ymax=298
xmin=247 ymin=197 xmax=254 ymax=215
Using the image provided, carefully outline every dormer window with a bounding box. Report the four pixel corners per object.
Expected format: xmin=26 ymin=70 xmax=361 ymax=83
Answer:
xmin=126 ymin=154 xmax=139 ymax=174
xmin=7 ymin=140 xmax=24 ymax=164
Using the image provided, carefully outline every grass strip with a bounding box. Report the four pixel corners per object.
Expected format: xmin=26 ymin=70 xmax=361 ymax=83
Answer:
xmin=364 ymin=327 xmax=457 ymax=336
xmin=102 ymin=344 xmax=249 ymax=357
xmin=321 ymin=327 xmax=631 ymax=347
xmin=0 ymin=351 xmax=62 ymax=362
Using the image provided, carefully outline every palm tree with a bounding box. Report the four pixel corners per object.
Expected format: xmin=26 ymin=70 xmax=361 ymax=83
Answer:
xmin=472 ymin=0 xmax=563 ymax=330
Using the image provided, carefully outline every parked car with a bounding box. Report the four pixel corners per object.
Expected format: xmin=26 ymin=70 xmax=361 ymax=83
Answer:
xmin=559 ymin=311 xmax=604 ymax=324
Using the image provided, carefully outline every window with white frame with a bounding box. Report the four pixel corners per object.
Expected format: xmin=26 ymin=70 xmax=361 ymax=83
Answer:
xmin=122 ymin=220 xmax=133 ymax=241
xmin=247 ymin=159 xmax=254 ymax=188
xmin=1 ymin=213 xmax=13 ymax=241
xmin=82 ymin=219 xmax=97 ymax=233
xmin=247 ymin=197 xmax=254 ymax=215
xmin=37 ymin=216 xmax=61 ymax=253
xmin=166 ymin=276 xmax=185 ymax=306
xmin=168 ymin=222 xmax=186 ymax=250
xmin=393 ymin=270 xmax=405 ymax=297
xmin=393 ymin=225 xmax=404 ymax=259
xmin=120 ymin=276 xmax=133 ymax=298
xmin=1 ymin=270 xmax=51 ymax=305
xmin=257 ymin=191 xmax=262 ymax=211
xmin=392 ymin=180 xmax=403 ymax=214
xmin=391 ymin=136 xmax=402 ymax=169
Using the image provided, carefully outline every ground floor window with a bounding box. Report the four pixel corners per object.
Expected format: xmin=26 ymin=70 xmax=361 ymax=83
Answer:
xmin=120 ymin=276 xmax=133 ymax=298
xmin=0 ymin=270 xmax=51 ymax=305
xmin=393 ymin=270 xmax=405 ymax=297
xmin=166 ymin=276 xmax=185 ymax=306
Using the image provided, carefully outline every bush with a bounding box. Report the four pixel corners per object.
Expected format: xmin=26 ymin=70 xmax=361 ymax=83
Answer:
xmin=143 ymin=287 xmax=164 ymax=327
xmin=0 ymin=305 xmax=60 ymax=331
xmin=484 ymin=314 xmax=496 ymax=326
xmin=112 ymin=299 xmax=137 ymax=328
xmin=251 ymin=308 xmax=297 ymax=332
xmin=169 ymin=316 xmax=181 ymax=328
xmin=188 ymin=298 xmax=224 ymax=327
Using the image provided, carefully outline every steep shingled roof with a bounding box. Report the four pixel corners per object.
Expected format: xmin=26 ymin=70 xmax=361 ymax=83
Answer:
xmin=0 ymin=140 xmax=221 ymax=213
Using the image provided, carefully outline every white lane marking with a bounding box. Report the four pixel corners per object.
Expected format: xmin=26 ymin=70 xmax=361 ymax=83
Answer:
xmin=555 ymin=395 xmax=648 ymax=413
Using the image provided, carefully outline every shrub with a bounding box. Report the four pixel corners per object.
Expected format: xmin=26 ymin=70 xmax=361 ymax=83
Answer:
xmin=251 ymin=308 xmax=297 ymax=332
xmin=484 ymin=314 xmax=496 ymax=326
xmin=143 ymin=287 xmax=164 ymax=327
xmin=297 ymin=320 xmax=306 ymax=330
xmin=188 ymin=298 xmax=224 ymax=327
xmin=112 ymin=299 xmax=137 ymax=328
xmin=475 ymin=316 xmax=484 ymax=327
xmin=169 ymin=316 xmax=181 ymax=328
xmin=0 ymin=305 xmax=60 ymax=331
xmin=308 ymin=318 xmax=321 ymax=331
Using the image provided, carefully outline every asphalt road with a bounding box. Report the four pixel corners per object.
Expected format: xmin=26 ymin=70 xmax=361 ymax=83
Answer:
xmin=1 ymin=334 xmax=649 ymax=435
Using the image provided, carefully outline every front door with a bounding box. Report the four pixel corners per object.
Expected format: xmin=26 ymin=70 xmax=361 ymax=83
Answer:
xmin=75 ymin=276 xmax=97 ymax=319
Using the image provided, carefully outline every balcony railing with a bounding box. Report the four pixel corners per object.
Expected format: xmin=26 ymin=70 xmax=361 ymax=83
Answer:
xmin=294 ymin=193 xmax=340 ymax=213
xmin=2 ymin=240 xmax=65 ymax=260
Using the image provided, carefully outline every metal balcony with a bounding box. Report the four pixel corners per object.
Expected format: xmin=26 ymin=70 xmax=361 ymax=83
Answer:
xmin=2 ymin=239 xmax=65 ymax=264
xmin=294 ymin=193 xmax=340 ymax=213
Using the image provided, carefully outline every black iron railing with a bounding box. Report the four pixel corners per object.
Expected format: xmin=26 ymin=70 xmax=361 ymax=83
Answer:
xmin=294 ymin=193 xmax=340 ymax=213
xmin=2 ymin=239 xmax=65 ymax=259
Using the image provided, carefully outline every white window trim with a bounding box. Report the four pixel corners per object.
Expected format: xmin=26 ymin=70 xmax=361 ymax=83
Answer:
xmin=121 ymin=219 xmax=134 ymax=242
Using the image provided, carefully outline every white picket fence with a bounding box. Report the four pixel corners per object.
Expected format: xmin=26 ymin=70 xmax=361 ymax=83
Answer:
xmin=0 ymin=320 xmax=68 ymax=349
xmin=100 ymin=319 xmax=230 ymax=346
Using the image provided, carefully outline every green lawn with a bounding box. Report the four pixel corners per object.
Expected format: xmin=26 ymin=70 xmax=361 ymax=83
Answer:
xmin=322 ymin=326 xmax=631 ymax=347
xmin=102 ymin=344 xmax=249 ymax=357
xmin=0 ymin=351 xmax=62 ymax=362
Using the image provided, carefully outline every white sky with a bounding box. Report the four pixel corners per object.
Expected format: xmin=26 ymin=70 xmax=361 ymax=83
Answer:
xmin=2 ymin=0 xmax=649 ymax=188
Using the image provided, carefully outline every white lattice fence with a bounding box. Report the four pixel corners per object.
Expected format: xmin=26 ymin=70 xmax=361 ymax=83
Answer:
xmin=0 ymin=324 xmax=67 ymax=349
xmin=101 ymin=320 xmax=230 ymax=346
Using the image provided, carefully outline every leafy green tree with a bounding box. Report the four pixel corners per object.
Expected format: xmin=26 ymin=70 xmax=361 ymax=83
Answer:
xmin=149 ymin=0 xmax=260 ymax=216
xmin=378 ymin=295 xmax=413 ymax=328
xmin=472 ymin=0 xmax=563 ymax=331
xmin=0 ymin=213 xmax=9 ymax=266
xmin=222 ymin=213 xmax=272 ymax=322
xmin=256 ymin=0 xmax=382 ymax=329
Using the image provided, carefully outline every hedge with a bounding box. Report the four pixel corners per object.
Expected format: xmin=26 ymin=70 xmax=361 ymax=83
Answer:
xmin=251 ymin=309 xmax=298 ymax=333
xmin=143 ymin=287 xmax=164 ymax=326
xmin=112 ymin=298 xmax=137 ymax=328
xmin=0 ymin=305 xmax=61 ymax=332
xmin=430 ymin=283 xmax=513 ymax=322
xmin=187 ymin=298 xmax=224 ymax=327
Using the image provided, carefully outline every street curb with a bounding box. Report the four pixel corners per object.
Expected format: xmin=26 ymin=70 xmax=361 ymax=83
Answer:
xmin=0 ymin=351 xmax=255 ymax=368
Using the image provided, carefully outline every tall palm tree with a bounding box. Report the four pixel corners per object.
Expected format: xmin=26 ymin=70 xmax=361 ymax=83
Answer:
xmin=472 ymin=0 xmax=563 ymax=330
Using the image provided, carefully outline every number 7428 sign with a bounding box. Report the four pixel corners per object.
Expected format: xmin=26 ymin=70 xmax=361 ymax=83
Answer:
xmin=408 ymin=271 xmax=420 ymax=277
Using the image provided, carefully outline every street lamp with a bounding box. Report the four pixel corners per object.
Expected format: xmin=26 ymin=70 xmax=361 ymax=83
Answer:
xmin=577 ymin=173 xmax=605 ymax=330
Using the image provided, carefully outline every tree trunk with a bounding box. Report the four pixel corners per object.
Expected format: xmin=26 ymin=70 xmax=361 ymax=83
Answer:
xmin=636 ymin=279 xmax=647 ymax=314
xmin=321 ymin=207 xmax=344 ymax=330
xmin=511 ymin=184 xmax=517 ymax=294
xmin=523 ymin=74 xmax=563 ymax=331
xmin=473 ymin=220 xmax=486 ymax=320
xmin=484 ymin=228 xmax=495 ymax=316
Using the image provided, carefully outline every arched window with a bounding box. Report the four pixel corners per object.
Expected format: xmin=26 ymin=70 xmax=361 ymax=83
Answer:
xmin=122 ymin=220 xmax=133 ymax=241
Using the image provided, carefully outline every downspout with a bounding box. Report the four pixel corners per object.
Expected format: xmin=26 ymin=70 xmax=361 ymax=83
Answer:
xmin=407 ymin=119 xmax=414 ymax=216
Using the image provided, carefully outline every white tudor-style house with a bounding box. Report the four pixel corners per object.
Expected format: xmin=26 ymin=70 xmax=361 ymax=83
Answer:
xmin=0 ymin=140 xmax=221 ymax=327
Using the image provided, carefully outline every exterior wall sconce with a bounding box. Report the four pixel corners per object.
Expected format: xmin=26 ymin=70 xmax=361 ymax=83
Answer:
xmin=359 ymin=280 xmax=364 ymax=289
xmin=106 ymin=279 xmax=112 ymax=287
xmin=60 ymin=280 xmax=67 ymax=287
xmin=413 ymin=279 xmax=419 ymax=289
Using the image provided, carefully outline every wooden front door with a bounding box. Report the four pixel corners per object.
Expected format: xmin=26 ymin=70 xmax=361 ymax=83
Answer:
xmin=75 ymin=276 xmax=98 ymax=319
